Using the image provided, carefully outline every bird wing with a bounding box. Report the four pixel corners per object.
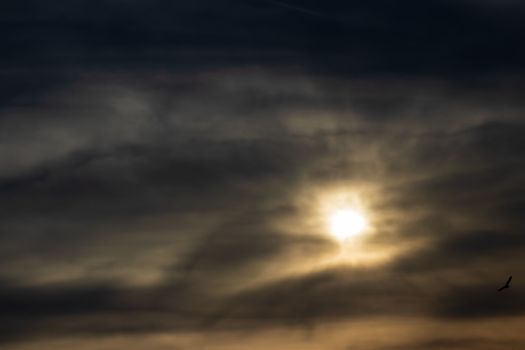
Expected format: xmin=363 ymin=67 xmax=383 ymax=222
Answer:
xmin=506 ymin=276 xmax=513 ymax=285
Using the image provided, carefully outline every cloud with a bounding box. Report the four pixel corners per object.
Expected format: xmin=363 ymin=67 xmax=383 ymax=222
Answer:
xmin=2 ymin=3 xmax=525 ymax=345
xmin=2 ymin=0 xmax=525 ymax=78
xmin=383 ymin=337 xmax=518 ymax=350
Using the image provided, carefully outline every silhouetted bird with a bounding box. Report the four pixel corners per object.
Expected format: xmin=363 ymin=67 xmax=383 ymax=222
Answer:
xmin=498 ymin=276 xmax=512 ymax=291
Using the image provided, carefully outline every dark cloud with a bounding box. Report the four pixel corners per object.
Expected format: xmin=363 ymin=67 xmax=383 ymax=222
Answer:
xmin=437 ymin=282 xmax=525 ymax=319
xmin=2 ymin=0 xmax=525 ymax=77
xmin=1 ymin=74 xmax=525 ymax=342
xmin=0 ymin=265 xmax=424 ymax=343
xmin=2 ymin=1 xmax=525 ymax=349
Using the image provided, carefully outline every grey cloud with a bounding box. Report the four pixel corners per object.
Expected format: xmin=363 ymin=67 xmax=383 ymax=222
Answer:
xmin=437 ymin=282 xmax=525 ymax=319
xmin=2 ymin=0 xmax=525 ymax=78
xmin=3 ymin=1 xmax=525 ymax=349
xmin=0 ymin=265 xmax=424 ymax=344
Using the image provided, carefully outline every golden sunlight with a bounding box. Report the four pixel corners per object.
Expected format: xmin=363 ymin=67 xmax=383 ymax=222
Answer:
xmin=286 ymin=185 xmax=402 ymax=267
xmin=329 ymin=208 xmax=367 ymax=241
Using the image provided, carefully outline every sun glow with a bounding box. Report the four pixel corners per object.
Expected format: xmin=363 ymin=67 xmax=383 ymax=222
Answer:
xmin=329 ymin=208 xmax=368 ymax=241
xmin=285 ymin=185 xmax=403 ymax=267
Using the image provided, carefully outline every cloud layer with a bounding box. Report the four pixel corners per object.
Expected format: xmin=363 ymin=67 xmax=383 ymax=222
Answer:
xmin=2 ymin=1 xmax=525 ymax=349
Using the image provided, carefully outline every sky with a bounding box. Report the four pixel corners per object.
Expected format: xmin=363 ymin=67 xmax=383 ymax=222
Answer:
xmin=1 ymin=1 xmax=525 ymax=349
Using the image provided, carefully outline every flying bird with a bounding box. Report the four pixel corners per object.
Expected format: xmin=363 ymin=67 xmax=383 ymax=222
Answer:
xmin=497 ymin=276 xmax=512 ymax=291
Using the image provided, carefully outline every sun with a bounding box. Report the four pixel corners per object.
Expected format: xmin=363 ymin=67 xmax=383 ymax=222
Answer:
xmin=329 ymin=208 xmax=368 ymax=241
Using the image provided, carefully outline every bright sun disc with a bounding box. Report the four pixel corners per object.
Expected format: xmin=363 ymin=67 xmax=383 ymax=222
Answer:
xmin=329 ymin=208 xmax=367 ymax=241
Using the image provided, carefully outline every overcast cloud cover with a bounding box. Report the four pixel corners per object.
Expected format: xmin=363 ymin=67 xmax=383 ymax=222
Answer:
xmin=2 ymin=1 xmax=525 ymax=349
